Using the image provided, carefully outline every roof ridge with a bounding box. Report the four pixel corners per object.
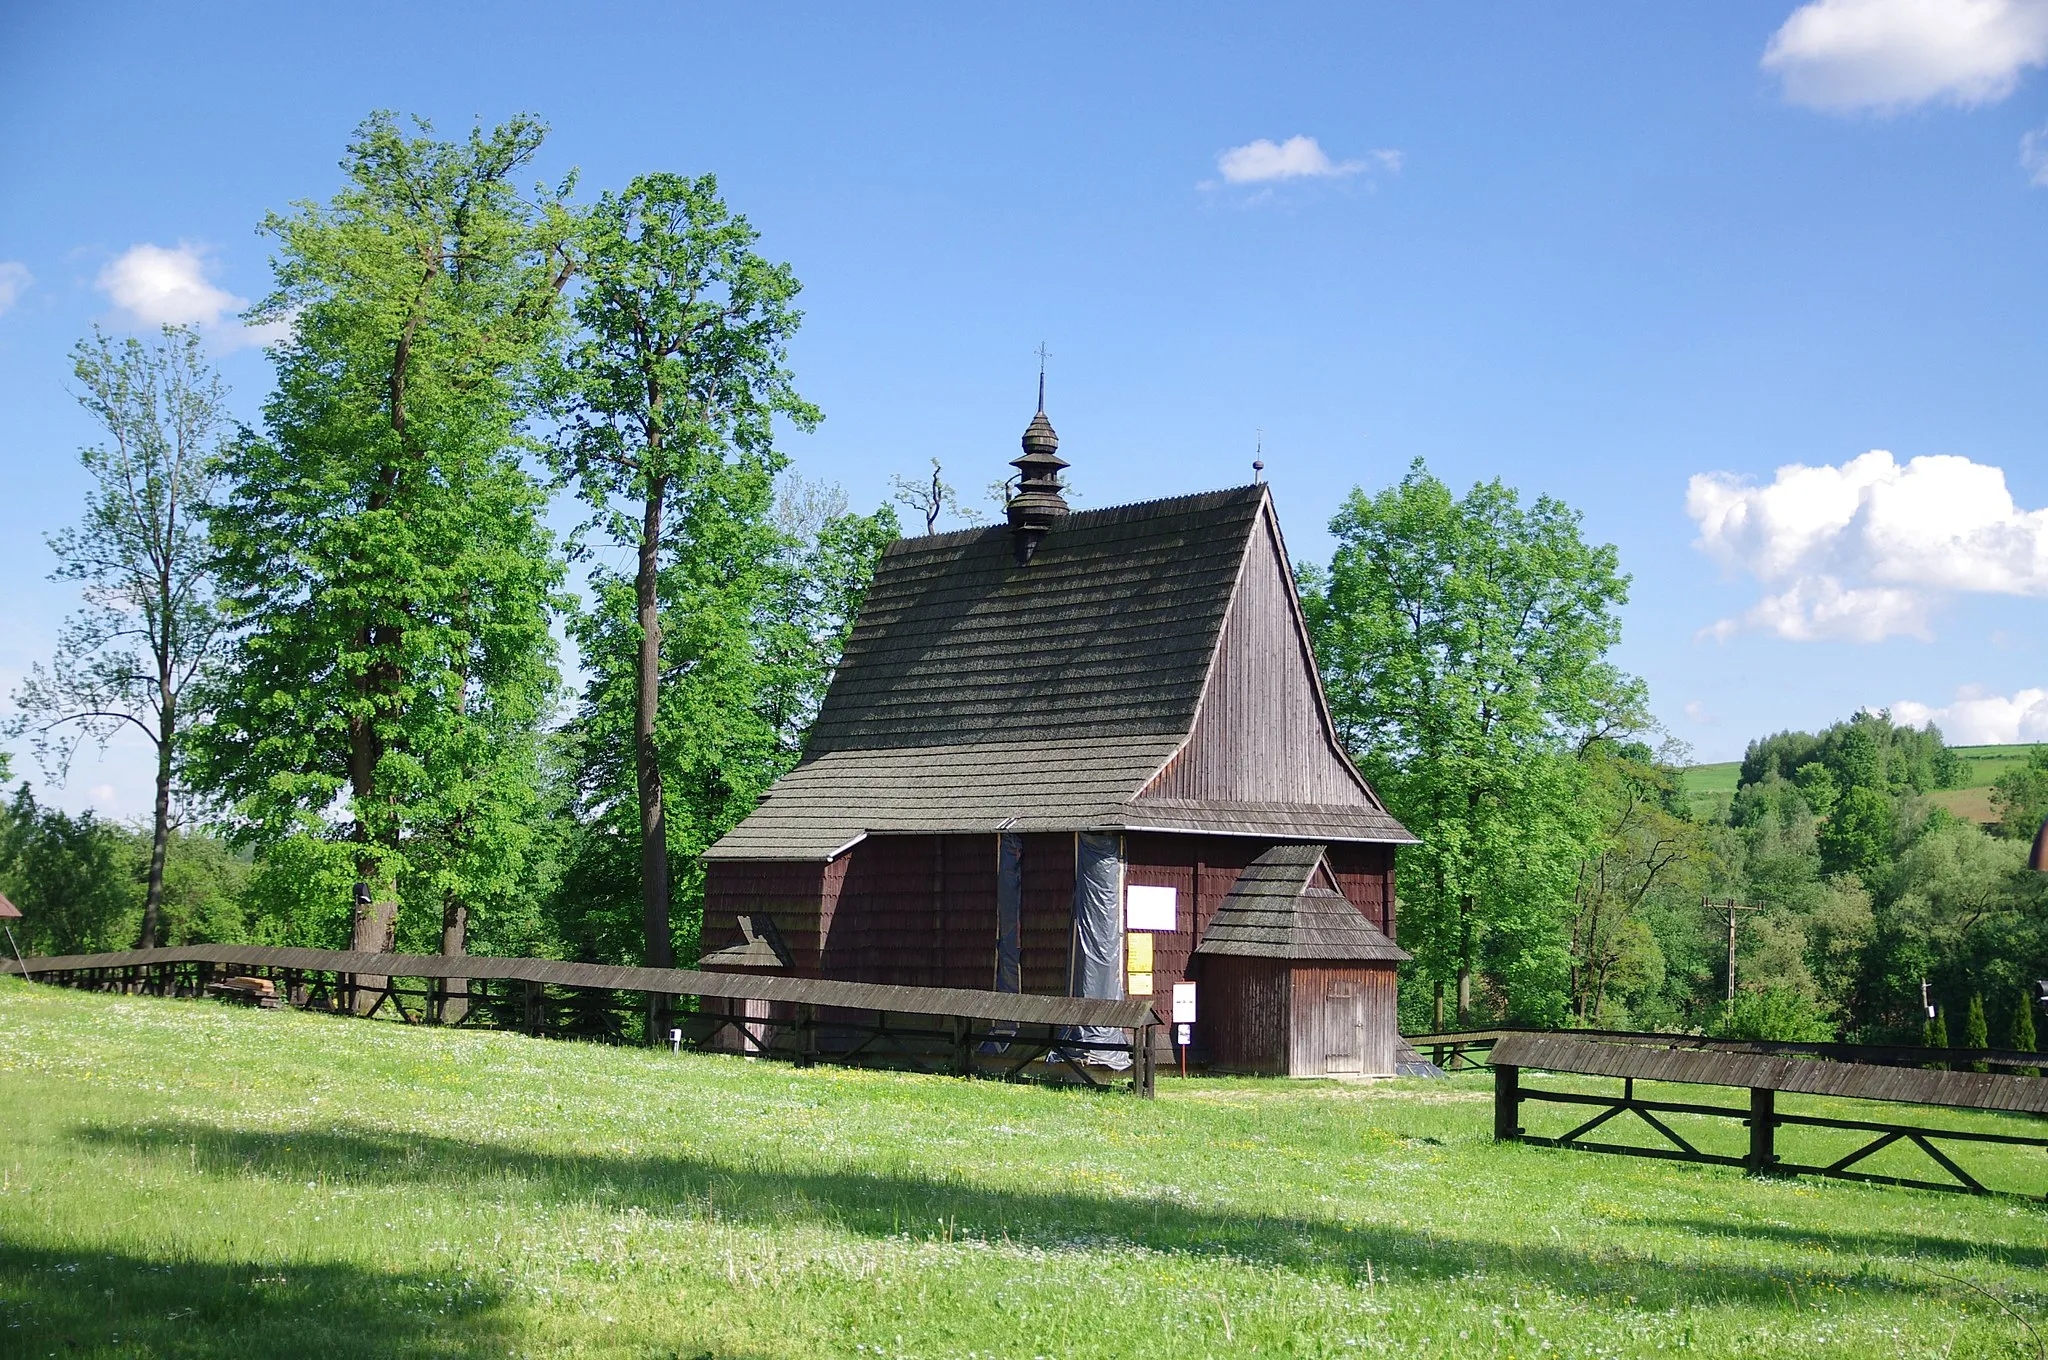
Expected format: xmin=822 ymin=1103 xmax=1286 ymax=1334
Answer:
xmin=881 ymin=484 xmax=1264 ymax=555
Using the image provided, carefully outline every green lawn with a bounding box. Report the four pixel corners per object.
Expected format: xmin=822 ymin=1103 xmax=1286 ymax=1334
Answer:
xmin=4 ymin=978 xmax=2047 ymax=1358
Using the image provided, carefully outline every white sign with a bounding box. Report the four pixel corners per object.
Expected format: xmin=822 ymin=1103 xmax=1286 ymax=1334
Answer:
xmin=1172 ymin=981 xmax=1197 ymax=1023
xmin=1176 ymin=1023 xmax=1192 ymax=1047
xmin=1125 ymin=884 xmax=1177 ymax=932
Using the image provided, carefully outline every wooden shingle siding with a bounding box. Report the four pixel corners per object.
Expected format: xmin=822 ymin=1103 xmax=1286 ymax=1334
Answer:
xmin=1197 ymin=955 xmax=1290 ymax=1073
xmin=702 ymin=861 xmax=831 ymax=974
xmin=1124 ymin=834 xmax=1195 ymax=1001
xmin=1325 ymin=842 xmax=1396 ymax=938
xmin=1145 ymin=507 xmax=1374 ymax=809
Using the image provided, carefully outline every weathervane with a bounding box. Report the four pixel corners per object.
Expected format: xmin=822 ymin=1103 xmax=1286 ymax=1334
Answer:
xmin=1034 ymin=342 xmax=1050 ymax=412
xmin=1253 ymin=428 xmax=1264 ymax=483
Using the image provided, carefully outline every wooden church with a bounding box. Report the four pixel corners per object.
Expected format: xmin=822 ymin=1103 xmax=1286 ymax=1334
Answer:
xmin=701 ymin=403 xmax=1417 ymax=1077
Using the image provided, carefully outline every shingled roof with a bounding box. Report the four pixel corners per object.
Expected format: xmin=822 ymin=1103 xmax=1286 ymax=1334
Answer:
xmin=708 ymin=476 xmax=1414 ymax=860
xmin=1194 ymin=844 xmax=1409 ymax=962
xmin=807 ymin=486 xmax=1265 ymax=754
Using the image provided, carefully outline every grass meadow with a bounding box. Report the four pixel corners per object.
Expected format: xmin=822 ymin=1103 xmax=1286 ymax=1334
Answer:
xmin=1681 ymin=743 xmax=2046 ymax=824
xmin=4 ymin=976 xmax=2047 ymax=1358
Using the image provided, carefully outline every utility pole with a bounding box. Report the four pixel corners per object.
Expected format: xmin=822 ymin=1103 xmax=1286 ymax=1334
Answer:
xmin=1703 ymin=898 xmax=1762 ymax=1002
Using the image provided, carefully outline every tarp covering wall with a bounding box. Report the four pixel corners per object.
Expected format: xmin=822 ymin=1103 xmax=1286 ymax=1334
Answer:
xmin=1068 ymin=831 xmax=1130 ymax=1067
xmin=995 ymin=831 xmax=1023 ymax=994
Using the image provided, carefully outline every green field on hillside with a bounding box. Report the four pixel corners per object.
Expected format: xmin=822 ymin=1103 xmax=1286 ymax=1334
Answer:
xmin=1681 ymin=743 xmax=2045 ymax=824
xmin=5 ymin=980 xmax=2047 ymax=1357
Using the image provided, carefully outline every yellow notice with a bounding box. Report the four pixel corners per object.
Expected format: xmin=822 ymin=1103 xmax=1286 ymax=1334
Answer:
xmin=1127 ymin=933 xmax=1153 ymax=971
xmin=1127 ymin=971 xmax=1154 ymax=996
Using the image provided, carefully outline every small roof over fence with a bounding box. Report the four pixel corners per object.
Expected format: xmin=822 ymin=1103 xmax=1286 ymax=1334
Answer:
xmin=0 ymin=891 xmax=20 ymax=919
xmin=0 ymin=944 xmax=1160 ymax=1030
xmin=1490 ymin=1032 xmax=2048 ymax=1117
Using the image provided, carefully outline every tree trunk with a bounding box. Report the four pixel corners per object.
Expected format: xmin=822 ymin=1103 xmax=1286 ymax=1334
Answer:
xmin=636 ymin=474 xmax=673 ymax=969
xmin=440 ymin=898 xmax=469 ymax=1023
xmin=138 ymin=695 xmax=174 ymax=950
xmin=1456 ymin=893 xmax=1475 ymax=1024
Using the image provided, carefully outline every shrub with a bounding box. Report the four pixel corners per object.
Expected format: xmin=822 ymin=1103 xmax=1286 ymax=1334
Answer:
xmin=1706 ymin=987 xmax=1835 ymax=1043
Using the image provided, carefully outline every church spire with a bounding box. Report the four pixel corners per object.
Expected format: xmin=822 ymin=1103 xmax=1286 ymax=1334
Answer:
xmin=1007 ymin=348 xmax=1069 ymax=565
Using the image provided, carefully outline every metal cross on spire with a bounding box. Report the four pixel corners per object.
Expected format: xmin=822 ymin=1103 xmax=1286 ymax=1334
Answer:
xmin=1035 ymin=342 xmax=1050 ymax=412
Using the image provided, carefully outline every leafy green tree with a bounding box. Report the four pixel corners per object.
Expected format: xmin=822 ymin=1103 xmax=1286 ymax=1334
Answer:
xmin=1924 ymin=1006 xmax=1950 ymax=1059
xmin=1566 ymin=743 xmax=1701 ymax=1025
xmin=236 ymin=833 xmax=360 ymax=949
xmin=1961 ymin=992 xmax=1990 ymax=1069
xmin=193 ymin=113 xmax=572 ymax=969
xmin=2011 ymin=989 xmax=2037 ymax=1054
xmin=1302 ymin=460 xmax=1642 ymax=1024
xmin=758 ymin=479 xmax=900 ymax=757
xmin=7 ymin=327 xmax=229 ymax=948
xmin=1792 ymin=762 xmax=1839 ymax=819
xmin=546 ymin=172 xmax=817 ymax=967
xmin=549 ymin=479 xmax=894 ymax=966
xmin=1990 ymin=746 xmax=2048 ymax=842
xmin=1740 ymin=712 xmax=1960 ymax=801
xmin=0 ymin=784 xmax=137 ymax=955
xmin=144 ymin=829 xmax=250 ymax=945
xmin=1817 ymin=785 xmax=1895 ymax=882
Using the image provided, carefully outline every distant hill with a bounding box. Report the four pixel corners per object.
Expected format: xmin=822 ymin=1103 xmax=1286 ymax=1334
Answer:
xmin=1681 ymin=742 xmax=2045 ymax=826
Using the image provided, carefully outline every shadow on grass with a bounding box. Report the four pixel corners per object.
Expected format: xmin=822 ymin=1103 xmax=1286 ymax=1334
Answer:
xmin=76 ymin=1120 xmax=1991 ymax=1315
xmin=0 ymin=1241 xmax=511 ymax=1360
xmin=1646 ymin=1217 xmax=2048 ymax=1273
xmin=0 ymin=1239 xmax=774 ymax=1360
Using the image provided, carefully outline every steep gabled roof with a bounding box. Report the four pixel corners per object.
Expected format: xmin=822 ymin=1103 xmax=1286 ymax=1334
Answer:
xmin=806 ymin=486 xmax=1266 ymax=753
xmin=708 ymin=477 xmax=1414 ymax=861
xmin=1195 ymin=844 xmax=1409 ymax=962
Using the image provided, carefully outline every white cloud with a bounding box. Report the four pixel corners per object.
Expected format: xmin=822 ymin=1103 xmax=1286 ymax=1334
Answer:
xmin=1763 ymin=0 xmax=2048 ymax=112
xmin=1890 ymin=684 xmax=2048 ymax=742
xmin=94 ymin=242 xmax=285 ymax=350
xmin=1684 ymin=700 xmax=1715 ymax=724
xmin=0 ymin=261 xmax=29 ymax=314
xmin=1687 ymin=450 xmax=2048 ymax=642
xmin=1213 ymin=135 xmax=1395 ymax=185
xmin=98 ymin=243 xmax=244 ymax=328
xmin=2024 ymin=121 xmax=2048 ymax=182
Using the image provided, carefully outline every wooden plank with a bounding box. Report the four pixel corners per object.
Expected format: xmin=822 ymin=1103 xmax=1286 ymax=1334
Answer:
xmin=1490 ymin=1033 xmax=2048 ymax=1116
xmin=8 ymin=943 xmax=1161 ymax=1030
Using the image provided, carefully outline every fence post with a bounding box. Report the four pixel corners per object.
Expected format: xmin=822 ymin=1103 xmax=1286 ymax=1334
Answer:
xmin=1747 ymin=1086 xmax=1776 ymax=1172
xmin=1494 ymin=1063 xmax=1521 ymax=1141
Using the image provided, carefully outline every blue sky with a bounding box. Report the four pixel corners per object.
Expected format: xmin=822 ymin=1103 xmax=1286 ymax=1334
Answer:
xmin=4 ymin=1 xmax=2048 ymax=818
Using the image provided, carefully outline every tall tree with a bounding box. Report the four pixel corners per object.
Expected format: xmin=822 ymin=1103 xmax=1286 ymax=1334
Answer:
xmin=547 ymin=172 xmax=817 ymax=967
xmin=192 ymin=112 xmax=572 ymax=971
xmin=1990 ymin=746 xmax=2048 ymax=843
xmin=7 ymin=326 xmax=228 ymax=948
xmin=549 ymin=480 xmax=894 ymax=966
xmin=1303 ymin=461 xmax=1642 ymax=1024
xmin=1566 ymin=742 xmax=1702 ymax=1025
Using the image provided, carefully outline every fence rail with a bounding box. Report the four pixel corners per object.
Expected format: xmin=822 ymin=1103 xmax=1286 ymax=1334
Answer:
xmin=1489 ymin=1032 xmax=2048 ymax=1198
xmin=2 ymin=945 xmax=1160 ymax=1097
xmin=1402 ymin=1026 xmax=2047 ymax=1077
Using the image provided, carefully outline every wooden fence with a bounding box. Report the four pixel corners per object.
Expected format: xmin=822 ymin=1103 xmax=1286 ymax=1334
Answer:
xmin=1490 ymin=1032 xmax=2048 ymax=1197
xmin=2 ymin=945 xmax=1161 ymax=1097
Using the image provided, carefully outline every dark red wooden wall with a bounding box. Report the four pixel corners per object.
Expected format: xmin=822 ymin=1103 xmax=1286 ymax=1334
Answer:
xmin=706 ymin=831 xmax=1397 ymax=1008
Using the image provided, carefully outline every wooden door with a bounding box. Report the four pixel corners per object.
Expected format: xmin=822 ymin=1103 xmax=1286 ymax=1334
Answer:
xmin=1323 ymin=979 xmax=1363 ymax=1074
